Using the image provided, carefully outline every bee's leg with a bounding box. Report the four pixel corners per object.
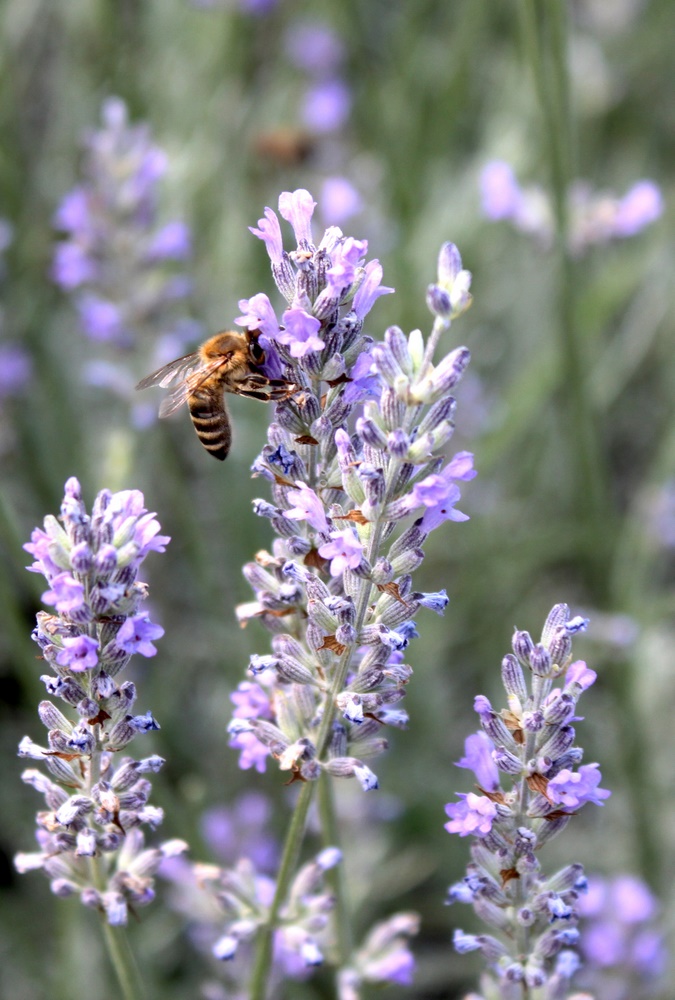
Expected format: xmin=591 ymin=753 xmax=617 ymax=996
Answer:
xmin=237 ymin=388 xmax=274 ymax=401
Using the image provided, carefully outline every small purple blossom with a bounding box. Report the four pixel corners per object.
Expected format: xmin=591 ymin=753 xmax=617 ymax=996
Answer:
xmin=285 ymin=483 xmax=330 ymax=533
xmin=42 ymin=574 xmax=86 ymax=616
xmin=352 ymin=260 xmax=394 ymax=320
xmin=115 ymin=615 xmax=165 ymax=657
xmin=444 ymin=792 xmax=498 ymax=837
xmin=249 ymin=207 xmax=284 ymax=265
xmin=235 ymin=293 xmax=280 ymax=339
xmin=278 ymin=189 xmax=316 ymax=246
xmin=324 ymin=237 xmax=368 ymax=298
xmin=565 ymin=659 xmax=597 ymax=691
xmin=278 ymin=307 xmax=325 ymax=357
xmin=547 ymin=763 xmax=611 ymax=810
xmin=318 ymin=529 xmax=364 ymax=577
xmin=455 ymin=732 xmax=500 ymax=792
xmin=55 ymin=635 xmax=100 ymax=672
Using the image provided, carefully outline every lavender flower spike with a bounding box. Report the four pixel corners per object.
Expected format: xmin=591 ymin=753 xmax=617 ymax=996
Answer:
xmin=446 ymin=604 xmax=609 ymax=996
xmin=16 ymin=478 xmax=186 ymax=932
xmin=230 ymin=188 xmax=475 ymax=798
xmin=224 ymin=188 xmax=474 ymax=999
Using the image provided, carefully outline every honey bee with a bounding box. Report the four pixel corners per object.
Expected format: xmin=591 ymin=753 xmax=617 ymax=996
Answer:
xmin=136 ymin=330 xmax=295 ymax=460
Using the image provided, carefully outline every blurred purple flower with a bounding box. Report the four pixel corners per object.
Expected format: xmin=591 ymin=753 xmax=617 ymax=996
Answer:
xmin=480 ymin=160 xmax=524 ymax=220
xmin=302 ymin=79 xmax=351 ymax=133
xmin=321 ymin=177 xmax=363 ymax=224
xmin=284 ymin=21 xmax=344 ymax=76
xmin=0 ymin=343 xmax=32 ymax=397
xmin=613 ymin=180 xmax=663 ymax=237
xmin=52 ymin=97 xmax=197 ymax=356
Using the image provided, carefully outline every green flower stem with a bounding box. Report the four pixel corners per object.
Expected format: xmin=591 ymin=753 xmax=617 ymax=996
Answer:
xmin=249 ymin=780 xmax=315 ymax=1000
xmin=317 ymin=772 xmax=354 ymax=966
xmin=519 ymin=0 xmax=613 ymax=593
xmin=99 ymin=921 xmax=147 ymax=1000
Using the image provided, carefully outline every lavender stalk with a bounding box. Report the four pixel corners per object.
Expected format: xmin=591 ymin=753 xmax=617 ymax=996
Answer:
xmin=445 ymin=604 xmax=611 ymax=999
xmin=15 ymin=478 xmax=187 ymax=1000
xmin=217 ymin=189 xmax=474 ymax=997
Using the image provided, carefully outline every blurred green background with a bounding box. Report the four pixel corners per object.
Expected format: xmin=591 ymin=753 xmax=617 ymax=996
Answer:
xmin=1 ymin=1 xmax=673 ymax=997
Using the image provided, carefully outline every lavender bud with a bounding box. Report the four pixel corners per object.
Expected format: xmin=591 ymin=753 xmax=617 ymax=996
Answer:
xmin=276 ymin=402 xmax=307 ymax=435
xmin=512 ymin=629 xmax=535 ymax=664
xmin=384 ymin=325 xmax=412 ymax=374
xmin=277 ymin=657 xmax=316 ymax=686
xmin=541 ymin=604 xmax=570 ymax=645
xmin=371 ymin=343 xmax=403 ymax=386
xmin=530 ymin=644 xmax=552 ymax=676
xmin=69 ymin=542 xmax=93 ymax=573
xmin=542 ymin=692 xmax=575 ymax=725
xmin=501 ymin=654 xmax=528 ymax=702
xmin=335 ymin=624 xmax=356 ymax=645
xmin=523 ymin=710 xmax=545 ymax=732
xmin=427 ymin=280 xmax=454 ymax=319
xmin=547 ymin=628 xmax=572 ymax=666
xmin=390 ymin=547 xmax=425 ymax=575
xmin=537 ymin=725 xmax=575 ymax=760
xmin=307 ymin=600 xmax=339 ymax=633
xmin=493 ymin=747 xmax=523 ymax=775
xmin=355 ymin=417 xmax=388 ymax=450
xmin=418 ymin=395 xmax=456 ymax=435
xmin=38 ymin=700 xmax=72 ymax=733
xmin=380 ymin=386 xmax=405 ymax=432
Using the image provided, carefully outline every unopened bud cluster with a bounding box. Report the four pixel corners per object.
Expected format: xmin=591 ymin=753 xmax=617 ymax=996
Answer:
xmin=229 ymin=189 xmax=475 ymax=798
xmin=446 ymin=604 xmax=610 ymax=997
xmin=14 ymin=477 xmax=186 ymax=925
xmin=195 ymin=846 xmax=341 ymax=972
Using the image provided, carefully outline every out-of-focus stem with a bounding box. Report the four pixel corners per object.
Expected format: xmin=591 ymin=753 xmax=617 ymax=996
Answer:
xmin=519 ymin=0 xmax=612 ymax=593
xmin=317 ymin=776 xmax=354 ymax=965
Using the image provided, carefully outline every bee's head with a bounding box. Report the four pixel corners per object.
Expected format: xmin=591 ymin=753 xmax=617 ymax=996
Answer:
xmin=246 ymin=331 xmax=266 ymax=369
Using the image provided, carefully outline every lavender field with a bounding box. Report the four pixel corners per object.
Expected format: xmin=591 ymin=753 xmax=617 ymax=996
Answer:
xmin=0 ymin=3 xmax=673 ymax=999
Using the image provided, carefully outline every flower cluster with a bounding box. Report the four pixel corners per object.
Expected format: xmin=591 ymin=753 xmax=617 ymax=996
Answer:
xmin=337 ymin=913 xmax=419 ymax=998
xmin=576 ymin=874 xmax=668 ymax=1000
xmin=227 ymin=188 xmax=474 ymax=797
xmin=51 ymin=97 xmax=200 ymax=423
xmin=446 ymin=604 xmax=610 ymax=996
xmin=14 ymin=477 xmax=186 ymax=925
xmin=480 ymin=160 xmax=663 ymax=255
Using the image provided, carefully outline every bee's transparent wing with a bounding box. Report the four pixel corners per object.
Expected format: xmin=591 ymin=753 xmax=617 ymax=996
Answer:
xmin=136 ymin=352 xmax=201 ymax=390
xmin=136 ymin=352 xmax=211 ymax=419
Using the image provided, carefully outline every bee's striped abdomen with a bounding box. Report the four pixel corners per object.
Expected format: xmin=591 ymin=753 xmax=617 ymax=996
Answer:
xmin=188 ymin=392 xmax=232 ymax=461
